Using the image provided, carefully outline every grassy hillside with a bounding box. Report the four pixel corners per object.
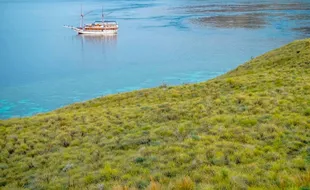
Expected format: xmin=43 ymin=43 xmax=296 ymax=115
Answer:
xmin=1 ymin=39 xmax=310 ymax=190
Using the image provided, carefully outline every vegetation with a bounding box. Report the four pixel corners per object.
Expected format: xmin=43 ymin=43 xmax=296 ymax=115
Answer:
xmin=1 ymin=39 xmax=310 ymax=189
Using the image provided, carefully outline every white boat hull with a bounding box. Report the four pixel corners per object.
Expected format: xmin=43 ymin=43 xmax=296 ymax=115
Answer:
xmin=74 ymin=28 xmax=117 ymax=35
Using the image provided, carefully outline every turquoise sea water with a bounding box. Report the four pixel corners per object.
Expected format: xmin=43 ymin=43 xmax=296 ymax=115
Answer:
xmin=0 ymin=0 xmax=309 ymax=119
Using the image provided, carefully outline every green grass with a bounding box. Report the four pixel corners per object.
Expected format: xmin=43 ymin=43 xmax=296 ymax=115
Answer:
xmin=1 ymin=39 xmax=310 ymax=190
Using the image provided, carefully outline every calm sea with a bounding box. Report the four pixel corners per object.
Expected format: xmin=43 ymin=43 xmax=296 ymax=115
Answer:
xmin=0 ymin=0 xmax=309 ymax=119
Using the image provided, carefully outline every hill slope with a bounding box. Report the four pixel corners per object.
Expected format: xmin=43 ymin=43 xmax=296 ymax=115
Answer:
xmin=1 ymin=39 xmax=310 ymax=190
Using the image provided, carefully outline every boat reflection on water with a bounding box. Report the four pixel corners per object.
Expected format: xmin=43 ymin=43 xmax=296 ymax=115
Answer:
xmin=74 ymin=34 xmax=117 ymax=53
xmin=79 ymin=34 xmax=117 ymax=44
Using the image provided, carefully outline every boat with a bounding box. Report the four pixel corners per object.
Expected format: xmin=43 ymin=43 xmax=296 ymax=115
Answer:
xmin=64 ymin=6 xmax=118 ymax=35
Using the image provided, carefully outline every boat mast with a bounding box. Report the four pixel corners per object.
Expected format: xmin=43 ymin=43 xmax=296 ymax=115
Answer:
xmin=80 ymin=5 xmax=83 ymax=28
xmin=79 ymin=8 xmax=93 ymax=28
xmin=102 ymin=6 xmax=104 ymax=23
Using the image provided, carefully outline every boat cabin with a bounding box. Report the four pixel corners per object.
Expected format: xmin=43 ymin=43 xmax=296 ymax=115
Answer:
xmin=84 ymin=21 xmax=118 ymax=31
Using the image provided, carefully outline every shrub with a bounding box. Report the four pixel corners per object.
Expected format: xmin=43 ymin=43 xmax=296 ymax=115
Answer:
xmin=135 ymin=157 xmax=146 ymax=164
xmin=304 ymin=108 xmax=310 ymax=116
xmin=100 ymin=164 xmax=119 ymax=180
